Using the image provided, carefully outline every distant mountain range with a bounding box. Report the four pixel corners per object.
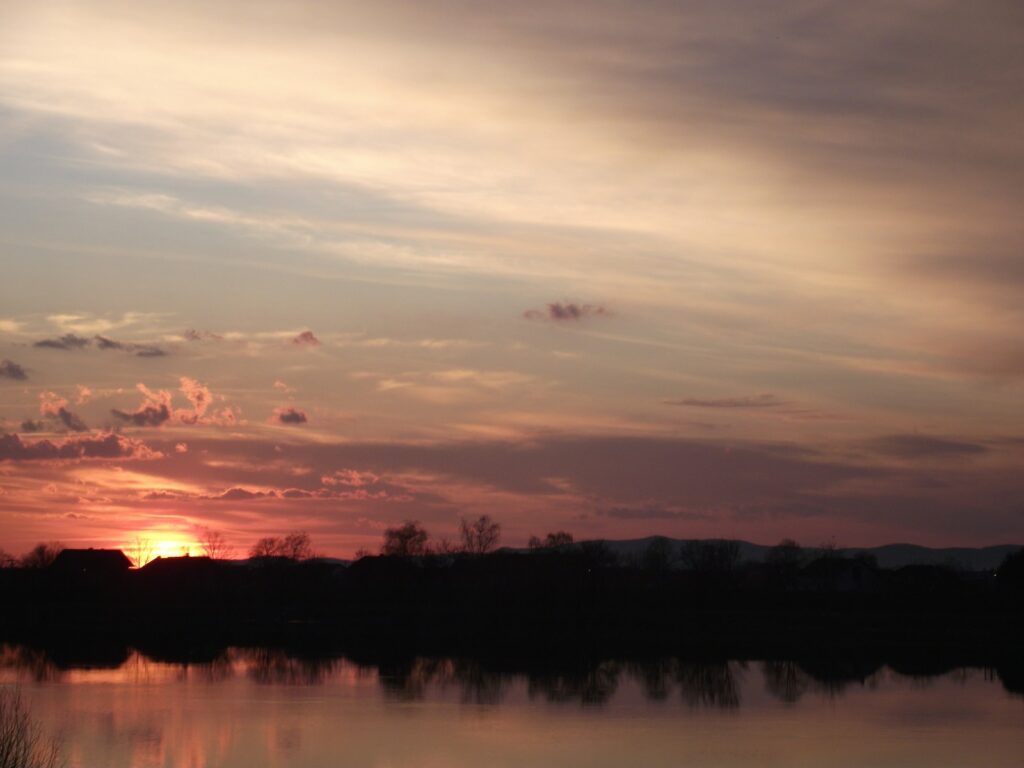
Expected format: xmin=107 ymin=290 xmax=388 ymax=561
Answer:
xmin=590 ymin=537 xmax=1022 ymax=571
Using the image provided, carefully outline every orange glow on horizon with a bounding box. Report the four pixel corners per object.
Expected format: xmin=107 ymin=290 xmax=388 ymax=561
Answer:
xmin=122 ymin=532 xmax=201 ymax=566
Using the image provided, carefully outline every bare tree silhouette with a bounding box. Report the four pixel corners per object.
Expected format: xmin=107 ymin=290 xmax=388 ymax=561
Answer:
xmin=19 ymin=543 xmax=64 ymax=569
xmin=0 ymin=688 xmax=62 ymax=768
xmin=250 ymin=537 xmax=279 ymax=558
xmin=280 ymin=531 xmax=313 ymax=560
xmin=127 ymin=536 xmax=154 ymax=568
xmin=382 ymin=521 xmax=429 ymax=557
xmin=528 ymin=531 xmax=574 ymax=550
xmin=679 ymin=540 xmax=740 ymax=575
xmin=199 ymin=528 xmax=234 ymax=560
xmin=459 ymin=515 xmax=501 ymax=554
xmin=248 ymin=531 xmax=313 ymax=560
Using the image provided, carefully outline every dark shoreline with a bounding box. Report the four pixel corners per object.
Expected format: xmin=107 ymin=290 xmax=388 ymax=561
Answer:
xmin=3 ymin=548 xmax=1022 ymax=683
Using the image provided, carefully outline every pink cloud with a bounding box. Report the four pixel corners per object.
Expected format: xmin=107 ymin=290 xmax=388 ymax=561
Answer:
xmin=38 ymin=391 xmax=88 ymax=432
xmin=142 ymin=483 xmax=411 ymax=503
xmin=111 ymin=379 xmax=237 ymax=428
xmin=322 ymin=469 xmax=380 ymax=487
xmin=111 ymin=384 xmax=173 ymax=427
xmin=177 ymin=376 xmax=213 ymax=423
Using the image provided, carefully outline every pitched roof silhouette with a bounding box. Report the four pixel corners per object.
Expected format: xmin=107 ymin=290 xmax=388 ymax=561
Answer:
xmin=49 ymin=548 xmax=132 ymax=573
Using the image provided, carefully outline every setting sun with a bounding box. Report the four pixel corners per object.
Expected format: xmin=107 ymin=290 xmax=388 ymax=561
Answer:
xmin=124 ymin=533 xmax=200 ymax=566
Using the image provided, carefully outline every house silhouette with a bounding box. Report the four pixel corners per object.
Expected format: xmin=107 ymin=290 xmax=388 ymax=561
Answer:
xmin=49 ymin=548 xmax=132 ymax=579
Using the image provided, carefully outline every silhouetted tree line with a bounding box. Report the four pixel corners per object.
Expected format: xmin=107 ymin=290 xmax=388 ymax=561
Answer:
xmin=1 ymin=529 xmax=1022 ymax=655
xmin=379 ymin=516 xmax=502 ymax=557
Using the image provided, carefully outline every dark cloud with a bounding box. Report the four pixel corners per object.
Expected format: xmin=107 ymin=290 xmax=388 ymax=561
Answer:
xmin=0 ymin=432 xmax=159 ymax=461
xmin=131 ymin=344 xmax=166 ymax=358
xmin=94 ymin=335 xmax=123 ymax=350
xmin=666 ymin=394 xmax=787 ymax=409
xmin=136 ymin=430 xmax=1024 ymax=540
xmin=51 ymin=407 xmax=88 ymax=433
xmin=140 ymin=491 xmax=183 ymax=500
xmin=32 ymin=334 xmax=166 ymax=357
xmin=217 ymin=487 xmax=276 ymax=501
xmin=275 ymin=407 xmax=308 ymax=425
xmin=247 ymin=434 xmax=864 ymax=508
xmin=0 ymin=359 xmax=28 ymax=381
xmin=280 ymin=488 xmax=316 ymax=498
xmin=96 ymin=335 xmax=166 ymax=357
xmin=19 ymin=419 xmax=45 ymax=433
xmin=34 ymin=334 xmax=90 ymax=350
xmin=524 ymin=302 xmax=610 ymax=322
xmin=292 ymin=330 xmax=320 ymax=346
xmin=111 ymin=403 xmax=172 ymax=427
xmin=183 ymin=329 xmax=224 ymax=342
xmin=39 ymin=393 xmax=89 ymax=432
xmin=867 ymin=434 xmax=988 ymax=458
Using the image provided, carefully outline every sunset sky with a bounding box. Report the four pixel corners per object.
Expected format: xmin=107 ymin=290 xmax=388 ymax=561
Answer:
xmin=2 ymin=1 xmax=1023 ymax=556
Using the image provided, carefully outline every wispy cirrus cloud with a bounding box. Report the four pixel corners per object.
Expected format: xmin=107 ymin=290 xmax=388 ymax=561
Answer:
xmin=599 ymin=505 xmax=709 ymax=521
xmin=45 ymin=312 xmax=166 ymax=335
xmin=666 ymin=394 xmax=788 ymax=409
xmin=4 ymin=0 xmax=1024 ymax=554
xmin=866 ymin=434 xmax=988 ymax=459
xmin=140 ymin=467 xmax=415 ymax=503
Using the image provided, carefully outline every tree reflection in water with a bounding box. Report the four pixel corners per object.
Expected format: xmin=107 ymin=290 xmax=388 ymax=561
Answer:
xmin=676 ymin=661 xmax=745 ymax=710
xmin=244 ymin=649 xmax=340 ymax=686
xmin=527 ymin=661 xmax=622 ymax=706
xmin=762 ymin=660 xmax=811 ymax=704
xmin=2 ymin=644 xmax=1022 ymax=708
xmin=377 ymin=658 xmax=510 ymax=705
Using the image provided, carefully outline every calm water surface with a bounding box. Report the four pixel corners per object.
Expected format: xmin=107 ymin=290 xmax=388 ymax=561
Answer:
xmin=2 ymin=646 xmax=1022 ymax=767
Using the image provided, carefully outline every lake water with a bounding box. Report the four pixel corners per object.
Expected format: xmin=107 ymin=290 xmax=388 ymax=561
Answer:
xmin=2 ymin=646 xmax=1022 ymax=767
